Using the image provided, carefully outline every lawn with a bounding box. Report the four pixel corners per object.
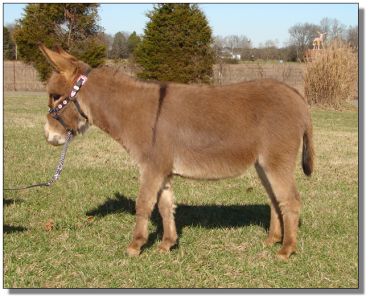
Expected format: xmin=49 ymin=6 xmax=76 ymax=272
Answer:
xmin=3 ymin=91 xmax=358 ymax=288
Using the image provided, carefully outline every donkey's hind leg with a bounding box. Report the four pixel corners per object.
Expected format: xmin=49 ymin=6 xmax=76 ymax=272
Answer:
xmin=127 ymin=168 xmax=166 ymax=257
xmin=255 ymin=163 xmax=283 ymax=246
xmin=157 ymin=181 xmax=178 ymax=252
xmin=257 ymin=160 xmax=301 ymax=260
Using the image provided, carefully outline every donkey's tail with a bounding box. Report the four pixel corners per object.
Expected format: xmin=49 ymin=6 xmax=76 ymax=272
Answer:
xmin=302 ymin=118 xmax=315 ymax=176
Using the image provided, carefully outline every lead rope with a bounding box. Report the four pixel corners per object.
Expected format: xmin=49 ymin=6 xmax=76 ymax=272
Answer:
xmin=4 ymin=131 xmax=74 ymax=191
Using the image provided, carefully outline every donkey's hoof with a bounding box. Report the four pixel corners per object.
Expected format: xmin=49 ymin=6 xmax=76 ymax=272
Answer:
xmin=158 ymin=238 xmax=176 ymax=253
xmin=158 ymin=242 xmax=171 ymax=253
xmin=264 ymin=237 xmax=281 ymax=247
xmin=127 ymin=246 xmax=141 ymax=257
xmin=276 ymin=246 xmax=295 ymax=261
xmin=158 ymin=244 xmax=170 ymax=253
xmin=276 ymin=252 xmax=289 ymax=261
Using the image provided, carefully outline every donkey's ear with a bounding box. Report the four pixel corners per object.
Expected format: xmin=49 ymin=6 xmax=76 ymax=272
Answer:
xmin=54 ymin=45 xmax=78 ymax=61
xmin=39 ymin=44 xmax=76 ymax=79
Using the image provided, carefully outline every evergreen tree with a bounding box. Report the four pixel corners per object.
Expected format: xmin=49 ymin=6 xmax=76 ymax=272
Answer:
xmin=110 ymin=32 xmax=129 ymax=59
xmin=135 ymin=4 xmax=215 ymax=84
xmin=13 ymin=3 xmax=106 ymax=81
xmin=3 ymin=26 xmax=16 ymax=60
xmin=127 ymin=31 xmax=141 ymax=56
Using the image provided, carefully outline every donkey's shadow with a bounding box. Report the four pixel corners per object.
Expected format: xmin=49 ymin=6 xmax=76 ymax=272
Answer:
xmin=86 ymin=192 xmax=269 ymax=250
xmin=3 ymin=198 xmax=28 ymax=234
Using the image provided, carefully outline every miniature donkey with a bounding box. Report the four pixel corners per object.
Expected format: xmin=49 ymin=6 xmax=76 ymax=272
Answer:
xmin=39 ymin=45 xmax=314 ymax=260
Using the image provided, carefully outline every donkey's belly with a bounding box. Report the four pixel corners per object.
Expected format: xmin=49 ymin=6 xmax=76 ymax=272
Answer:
xmin=172 ymin=149 xmax=256 ymax=180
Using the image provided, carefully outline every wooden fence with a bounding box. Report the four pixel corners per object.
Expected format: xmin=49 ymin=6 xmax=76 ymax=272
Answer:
xmin=4 ymin=61 xmax=45 ymax=91
xmin=214 ymin=62 xmax=305 ymax=95
xmin=4 ymin=60 xmax=306 ymax=94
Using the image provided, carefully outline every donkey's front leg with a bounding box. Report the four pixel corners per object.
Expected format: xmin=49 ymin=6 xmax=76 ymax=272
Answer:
xmin=127 ymin=169 xmax=165 ymax=257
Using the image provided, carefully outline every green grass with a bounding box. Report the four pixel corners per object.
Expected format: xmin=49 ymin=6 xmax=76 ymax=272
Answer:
xmin=3 ymin=92 xmax=358 ymax=288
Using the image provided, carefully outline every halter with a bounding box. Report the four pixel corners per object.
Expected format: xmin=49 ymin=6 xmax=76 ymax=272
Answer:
xmin=48 ymin=72 xmax=90 ymax=133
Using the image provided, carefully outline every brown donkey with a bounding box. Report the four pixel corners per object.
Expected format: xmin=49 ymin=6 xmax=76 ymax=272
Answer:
xmin=39 ymin=45 xmax=314 ymax=260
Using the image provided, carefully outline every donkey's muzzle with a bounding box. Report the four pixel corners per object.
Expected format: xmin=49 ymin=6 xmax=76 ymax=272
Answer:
xmin=44 ymin=122 xmax=67 ymax=146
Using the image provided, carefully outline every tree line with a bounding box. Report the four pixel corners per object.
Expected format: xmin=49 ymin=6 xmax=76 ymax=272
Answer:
xmin=101 ymin=31 xmax=141 ymax=60
xmin=3 ymin=3 xmax=358 ymax=84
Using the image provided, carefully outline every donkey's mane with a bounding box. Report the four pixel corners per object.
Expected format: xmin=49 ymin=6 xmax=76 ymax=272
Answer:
xmin=96 ymin=64 xmax=163 ymax=89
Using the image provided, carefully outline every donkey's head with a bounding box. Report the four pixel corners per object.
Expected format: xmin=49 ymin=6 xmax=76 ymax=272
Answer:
xmin=39 ymin=45 xmax=91 ymax=146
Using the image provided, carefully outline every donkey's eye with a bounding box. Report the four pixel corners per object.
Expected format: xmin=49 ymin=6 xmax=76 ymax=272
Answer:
xmin=50 ymin=94 xmax=61 ymax=101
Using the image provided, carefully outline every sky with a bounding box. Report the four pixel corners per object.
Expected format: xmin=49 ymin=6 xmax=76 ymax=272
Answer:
xmin=3 ymin=2 xmax=358 ymax=47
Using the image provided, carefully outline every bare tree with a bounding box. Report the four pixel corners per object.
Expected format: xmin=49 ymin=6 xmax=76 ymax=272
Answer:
xmin=214 ymin=35 xmax=251 ymax=52
xmin=331 ymin=19 xmax=346 ymax=40
xmin=227 ymin=35 xmax=251 ymax=52
xmin=346 ymin=25 xmax=358 ymax=49
xmin=288 ymin=22 xmax=320 ymax=60
xmin=320 ymin=17 xmax=347 ymax=42
xmin=261 ymin=39 xmax=279 ymax=60
xmin=110 ymin=31 xmax=129 ymax=59
xmin=319 ymin=18 xmax=331 ymax=38
xmin=97 ymin=32 xmax=114 ymax=57
xmin=263 ymin=39 xmax=278 ymax=48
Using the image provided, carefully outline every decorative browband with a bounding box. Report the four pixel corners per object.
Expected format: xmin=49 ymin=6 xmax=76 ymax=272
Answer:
xmin=49 ymin=75 xmax=88 ymax=114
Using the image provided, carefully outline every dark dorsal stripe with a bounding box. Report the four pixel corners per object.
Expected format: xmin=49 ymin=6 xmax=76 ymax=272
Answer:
xmin=151 ymin=83 xmax=167 ymax=145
